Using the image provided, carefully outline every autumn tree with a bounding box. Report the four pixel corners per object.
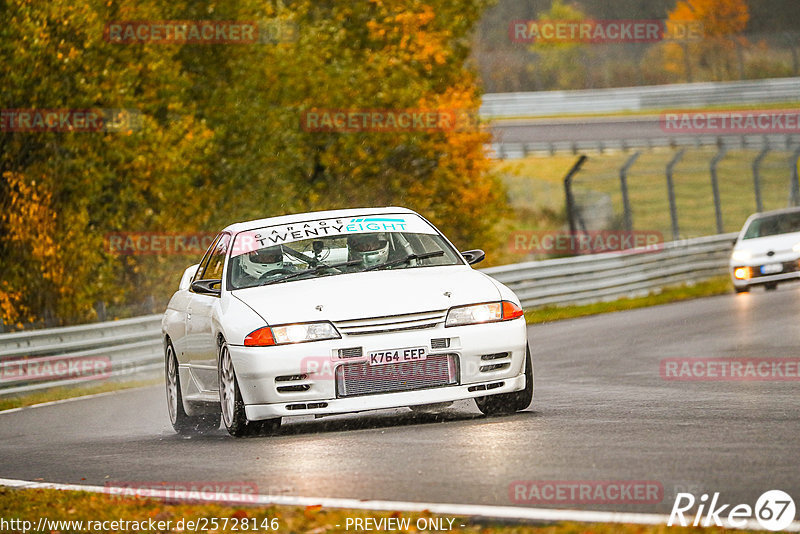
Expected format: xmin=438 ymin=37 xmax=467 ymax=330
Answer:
xmin=1 ymin=0 xmax=506 ymax=327
xmin=0 ymin=0 xmax=215 ymax=326
xmin=662 ymin=0 xmax=750 ymax=81
xmin=526 ymin=0 xmax=592 ymax=90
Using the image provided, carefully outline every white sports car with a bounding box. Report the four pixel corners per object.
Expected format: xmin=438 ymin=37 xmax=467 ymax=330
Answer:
xmin=162 ymin=207 xmax=532 ymax=437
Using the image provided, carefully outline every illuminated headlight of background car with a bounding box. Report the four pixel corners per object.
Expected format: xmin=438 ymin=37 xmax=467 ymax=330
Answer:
xmin=445 ymin=301 xmax=524 ymax=327
xmin=731 ymin=249 xmax=753 ymax=262
xmin=244 ymin=322 xmax=340 ymax=346
xmin=733 ymin=267 xmax=751 ymax=280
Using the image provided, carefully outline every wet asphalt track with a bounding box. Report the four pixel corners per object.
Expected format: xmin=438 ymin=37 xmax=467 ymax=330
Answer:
xmin=1 ymin=285 xmax=799 ymax=514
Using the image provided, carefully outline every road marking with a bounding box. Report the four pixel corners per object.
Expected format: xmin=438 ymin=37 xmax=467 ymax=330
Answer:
xmin=0 ymin=385 xmax=158 ymax=415
xmin=1 ymin=477 xmax=798 ymax=530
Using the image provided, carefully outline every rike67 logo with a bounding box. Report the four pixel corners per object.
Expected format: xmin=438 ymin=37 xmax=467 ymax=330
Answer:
xmin=668 ymin=490 xmax=796 ymax=531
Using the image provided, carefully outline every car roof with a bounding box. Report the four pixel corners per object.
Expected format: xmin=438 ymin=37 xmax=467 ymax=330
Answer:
xmin=220 ymin=206 xmax=420 ymax=234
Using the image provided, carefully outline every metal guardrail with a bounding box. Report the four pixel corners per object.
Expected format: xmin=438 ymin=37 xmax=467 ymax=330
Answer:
xmin=0 ymin=233 xmax=736 ymax=396
xmin=0 ymin=315 xmax=163 ymax=396
xmin=483 ymin=233 xmax=736 ymax=308
xmin=480 ymin=77 xmax=800 ymax=118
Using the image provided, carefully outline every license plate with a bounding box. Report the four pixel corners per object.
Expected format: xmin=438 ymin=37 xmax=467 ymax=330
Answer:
xmin=368 ymin=347 xmax=427 ymax=366
xmin=761 ymin=263 xmax=783 ymax=274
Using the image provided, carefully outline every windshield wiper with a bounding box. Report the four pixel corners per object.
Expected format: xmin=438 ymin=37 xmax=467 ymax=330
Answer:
xmin=260 ymin=259 xmax=363 ymax=286
xmin=363 ymin=250 xmax=445 ymax=272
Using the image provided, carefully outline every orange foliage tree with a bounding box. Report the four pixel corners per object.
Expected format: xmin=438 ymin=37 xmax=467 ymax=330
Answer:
xmin=663 ymin=0 xmax=750 ymax=81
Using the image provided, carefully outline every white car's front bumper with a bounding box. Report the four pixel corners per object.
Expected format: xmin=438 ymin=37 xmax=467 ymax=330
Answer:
xmin=730 ymin=254 xmax=800 ymax=289
xmin=227 ymin=317 xmax=529 ymax=420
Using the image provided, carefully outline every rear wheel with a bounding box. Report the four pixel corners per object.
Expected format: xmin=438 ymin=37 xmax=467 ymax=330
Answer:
xmin=475 ymin=344 xmax=533 ymax=416
xmin=165 ymin=341 xmax=220 ymax=434
xmin=219 ymin=341 xmax=280 ymax=437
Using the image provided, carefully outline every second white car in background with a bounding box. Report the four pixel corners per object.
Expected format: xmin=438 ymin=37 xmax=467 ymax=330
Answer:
xmin=730 ymin=206 xmax=800 ymax=292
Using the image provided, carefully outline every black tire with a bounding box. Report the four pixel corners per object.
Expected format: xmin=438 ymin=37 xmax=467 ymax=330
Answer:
xmin=475 ymin=344 xmax=534 ymax=416
xmin=764 ymin=282 xmax=778 ymax=291
xmin=165 ymin=340 xmax=220 ymax=434
xmin=734 ymin=286 xmax=749 ymax=293
xmin=218 ymin=341 xmax=281 ymax=438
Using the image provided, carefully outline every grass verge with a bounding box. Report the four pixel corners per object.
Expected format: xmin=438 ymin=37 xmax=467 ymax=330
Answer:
xmin=0 ymin=487 xmax=768 ymax=534
xmin=525 ymin=276 xmax=733 ymax=324
xmin=0 ymin=379 xmax=161 ymax=412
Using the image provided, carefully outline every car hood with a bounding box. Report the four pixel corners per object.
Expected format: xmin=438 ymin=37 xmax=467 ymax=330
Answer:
xmin=734 ymin=231 xmax=800 ymax=257
xmin=231 ymin=265 xmax=503 ymax=324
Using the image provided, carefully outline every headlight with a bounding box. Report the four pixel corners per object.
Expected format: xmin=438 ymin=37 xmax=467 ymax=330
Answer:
xmin=731 ymin=249 xmax=752 ymax=262
xmin=244 ymin=322 xmax=340 ymax=346
xmin=445 ymin=301 xmax=524 ymax=327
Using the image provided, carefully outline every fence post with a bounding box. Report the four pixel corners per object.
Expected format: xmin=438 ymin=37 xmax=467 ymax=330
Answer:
xmin=791 ymin=146 xmax=800 ymax=206
xmin=619 ymin=151 xmax=640 ymax=232
xmin=94 ymin=301 xmax=107 ymax=322
xmin=666 ymin=149 xmax=685 ymax=242
xmin=563 ymin=155 xmax=588 ymax=237
xmin=752 ymin=145 xmax=769 ymax=212
xmin=710 ymin=146 xmax=727 ymax=234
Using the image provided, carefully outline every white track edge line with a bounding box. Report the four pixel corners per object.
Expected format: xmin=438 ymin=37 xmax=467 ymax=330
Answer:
xmin=0 ymin=384 xmax=159 ymax=414
xmin=1 ymin=478 xmax=798 ymax=531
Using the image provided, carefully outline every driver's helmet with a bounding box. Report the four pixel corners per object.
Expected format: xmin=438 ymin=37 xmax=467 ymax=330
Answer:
xmin=348 ymin=232 xmax=389 ymax=267
xmin=240 ymin=245 xmax=286 ymax=278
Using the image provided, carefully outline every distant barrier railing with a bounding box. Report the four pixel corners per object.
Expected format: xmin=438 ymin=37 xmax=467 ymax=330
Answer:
xmin=480 ymin=77 xmax=800 ymax=118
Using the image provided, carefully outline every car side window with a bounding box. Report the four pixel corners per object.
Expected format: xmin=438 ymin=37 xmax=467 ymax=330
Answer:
xmin=202 ymin=233 xmax=231 ymax=281
xmin=193 ymin=234 xmax=222 ymax=283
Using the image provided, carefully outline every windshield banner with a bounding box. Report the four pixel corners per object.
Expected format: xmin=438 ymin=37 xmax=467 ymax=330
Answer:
xmin=230 ymin=214 xmax=437 ymax=256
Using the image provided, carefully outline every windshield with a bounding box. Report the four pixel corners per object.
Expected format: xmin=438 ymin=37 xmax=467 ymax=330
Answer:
xmin=227 ymin=216 xmax=463 ymax=289
xmin=742 ymin=211 xmax=800 ymax=239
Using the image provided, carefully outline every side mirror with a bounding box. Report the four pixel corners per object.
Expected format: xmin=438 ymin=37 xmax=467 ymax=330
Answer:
xmin=461 ymin=249 xmax=486 ymax=265
xmin=191 ymin=279 xmax=222 ymax=296
xmin=732 ymin=238 xmax=738 ymax=246
xmin=179 ymin=264 xmax=200 ymax=291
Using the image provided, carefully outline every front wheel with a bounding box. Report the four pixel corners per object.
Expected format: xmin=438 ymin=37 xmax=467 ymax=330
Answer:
xmin=218 ymin=341 xmax=281 ymax=437
xmin=165 ymin=341 xmax=220 ymax=434
xmin=764 ymin=282 xmax=778 ymax=291
xmin=475 ymin=344 xmax=533 ymax=416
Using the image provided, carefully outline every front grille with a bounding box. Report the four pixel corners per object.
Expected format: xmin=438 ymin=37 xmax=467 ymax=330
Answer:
xmin=333 ymin=310 xmax=447 ymax=336
xmin=431 ymin=338 xmax=451 ymax=349
xmin=338 ymin=347 xmax=363 ymax=359
xmin=480 ymin=352 xmax=510 ymax=372
xmin=335 ymin=353 xmax=458 ymax=398
xmin=275 ymin=374 xmax=310 ymax=393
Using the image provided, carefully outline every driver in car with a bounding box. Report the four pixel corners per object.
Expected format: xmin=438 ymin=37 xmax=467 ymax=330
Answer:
xmin=347 ymin=233 xmax=390 ymax=269
xmin=239 ymin=245 xmax=296 ymax=281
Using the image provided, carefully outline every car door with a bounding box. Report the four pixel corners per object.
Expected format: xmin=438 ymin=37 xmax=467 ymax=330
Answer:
xmin=186 ymin=233 xmax=229 ymax=393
